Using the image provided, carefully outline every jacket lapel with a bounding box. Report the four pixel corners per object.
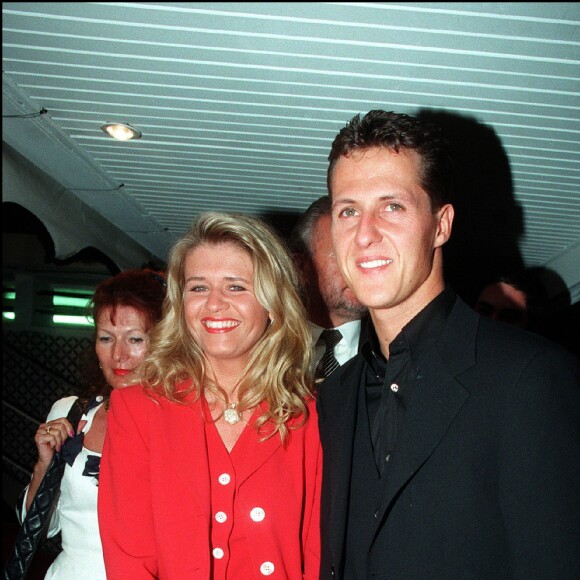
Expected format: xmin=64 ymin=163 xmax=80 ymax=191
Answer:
xmin=161 ymin=396 xmax=212 ymax=514
xmin=376 ymin=361 xmax=469 ymax=519
xmin=231 ymin=402 xmax=282 ymax=485
xmin=319 ymin=356 xmax=363 ymax=567
xmin=375 ymin=298 xmax=478 ymax=521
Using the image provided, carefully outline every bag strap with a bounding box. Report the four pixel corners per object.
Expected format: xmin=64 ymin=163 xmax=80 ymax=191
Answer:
xmin=65 ymin=397 xmax=85 ymax=433
xmin=3 ymin=397 xmax=86 ymax=580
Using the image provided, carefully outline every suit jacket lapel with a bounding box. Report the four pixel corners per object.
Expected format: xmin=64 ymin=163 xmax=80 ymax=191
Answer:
xmin=377 ymin=361 xmax=469 ymax=518
xmin=376 ymin=298 xmax=478 ymax=521
xmin=319 ymin=356 xmax=363 ymax=567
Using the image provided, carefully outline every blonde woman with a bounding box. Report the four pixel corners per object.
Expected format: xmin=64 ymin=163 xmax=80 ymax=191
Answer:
xmin=98 ymin=212 xmax=321 ymax=579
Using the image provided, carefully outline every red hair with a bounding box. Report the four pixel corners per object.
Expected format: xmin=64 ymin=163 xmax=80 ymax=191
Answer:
xmin=91 ymin=268 xmax=166 ymax=331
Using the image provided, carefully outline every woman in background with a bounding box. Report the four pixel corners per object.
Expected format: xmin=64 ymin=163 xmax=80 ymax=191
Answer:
xmin=17 ymin=269 xmax=166 ymax=579
xmin=99 ymin=212 xmax=322 ymax=579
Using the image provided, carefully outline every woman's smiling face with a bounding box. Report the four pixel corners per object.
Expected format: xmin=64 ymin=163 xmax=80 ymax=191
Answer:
xmin=183 ymin=241 xmax=270 ymax=371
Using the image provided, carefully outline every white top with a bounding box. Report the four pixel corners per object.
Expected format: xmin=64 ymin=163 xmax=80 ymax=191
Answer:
xmin=309 ymin=319 xmax=362 ymax=373
xmin=20 ymin=396 xmax=106 ymax=580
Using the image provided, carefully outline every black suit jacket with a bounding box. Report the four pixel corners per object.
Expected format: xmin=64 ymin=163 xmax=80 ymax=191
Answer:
xmin=317 ymin=297 xmax=580 ymax=579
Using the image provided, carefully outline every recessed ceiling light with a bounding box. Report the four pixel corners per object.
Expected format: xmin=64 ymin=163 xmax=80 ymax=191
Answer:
xmin=101 ymin=123 xmax=142 ymax=141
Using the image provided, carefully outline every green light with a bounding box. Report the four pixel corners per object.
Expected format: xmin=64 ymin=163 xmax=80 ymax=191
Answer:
xmin=53 ymin=315 xmax=94 ymax=327
xmin=53 ymin=296 xmax=91 ymax=308
xmin=3 ymin=312 xmax=15 ymax=320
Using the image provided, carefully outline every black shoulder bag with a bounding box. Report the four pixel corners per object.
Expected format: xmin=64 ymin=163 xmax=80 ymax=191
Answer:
xmin=4 ymin=398 xmax=85 ymax=580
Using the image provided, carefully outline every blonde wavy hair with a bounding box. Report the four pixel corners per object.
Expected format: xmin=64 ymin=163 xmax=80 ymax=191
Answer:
xmin=141 ymin=212 xmax=314 ymax=443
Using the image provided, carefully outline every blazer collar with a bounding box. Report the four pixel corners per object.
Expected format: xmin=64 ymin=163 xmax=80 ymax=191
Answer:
xmin=375 ymin=297 xmax=479 ymax=522
xmin=163 ymin=396 xmax=212 ymax=514
xmin=166 ymin=397 xmax=284 ymax=495
xmin=230 ymin=402 xmax=282 ymax=484
xmin=318 ymin=356 xmax=364 ymax=567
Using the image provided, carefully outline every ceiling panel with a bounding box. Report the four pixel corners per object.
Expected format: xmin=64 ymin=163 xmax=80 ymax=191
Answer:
xmin=2 ymin=2 xmax=579 ymax=303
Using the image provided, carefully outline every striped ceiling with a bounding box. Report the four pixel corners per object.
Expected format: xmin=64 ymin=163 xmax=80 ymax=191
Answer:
xmin=2 ymin=2 xmax=579 ymax=301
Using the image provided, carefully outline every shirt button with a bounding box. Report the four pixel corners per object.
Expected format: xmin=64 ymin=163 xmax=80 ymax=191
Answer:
xmin=250 ymin=507 xmax=265 ymax=522
xmin=260 ymin=561 xmax=275 ymax=575
xmin=212 ymin=547 xmax=224 ymax=559
xmin=390 ymin=383 xmax=399 ymax=392
xmin=96 ymin=395 xmax=104 ymax=402
xmin=218 ymin=473 xmax=231 ymax=485
xmin=215 ymin=511 xmax=227 ymax=523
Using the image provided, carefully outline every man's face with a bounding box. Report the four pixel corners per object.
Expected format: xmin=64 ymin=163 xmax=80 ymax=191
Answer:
xmin=330 ymin=147 xmax=453 ymax=315
xmin=310 ymin=214 xmax=366 ymax=319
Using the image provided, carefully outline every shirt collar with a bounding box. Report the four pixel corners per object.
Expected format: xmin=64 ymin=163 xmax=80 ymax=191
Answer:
xmin=309 ymin=319 xmax=362 ymax=347
xmin=362 ymin=285 xmax=456 ymax=369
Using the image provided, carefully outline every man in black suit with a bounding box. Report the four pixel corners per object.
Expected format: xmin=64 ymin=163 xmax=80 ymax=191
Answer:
xmin=317 ymin=110 xmax=580 ymax=579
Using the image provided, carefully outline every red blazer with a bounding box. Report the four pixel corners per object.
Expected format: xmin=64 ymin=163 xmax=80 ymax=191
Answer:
xmin=98 ymin=384 xmax=322 ymax=579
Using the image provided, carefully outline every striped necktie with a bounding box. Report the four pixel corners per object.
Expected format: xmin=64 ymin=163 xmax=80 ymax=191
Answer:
xmin=315 ymin=329 xmax=343 ymax=380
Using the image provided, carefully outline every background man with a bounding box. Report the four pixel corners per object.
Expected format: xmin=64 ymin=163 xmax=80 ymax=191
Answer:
xmin=290 ymin=196 xmax=367 ymax=381
xmin=474 ymin=270 xmax=547 ymax=332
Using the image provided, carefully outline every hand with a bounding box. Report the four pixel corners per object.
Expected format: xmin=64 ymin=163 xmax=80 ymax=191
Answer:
xmin=27 ymin=418 xmax=76 ymax=512
xmin=35 ymin=419 xmax=75 ymax=467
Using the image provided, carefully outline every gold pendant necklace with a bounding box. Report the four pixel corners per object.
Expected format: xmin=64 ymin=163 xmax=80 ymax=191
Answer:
xmin=223 ymin=403 xmax=241 ymax=425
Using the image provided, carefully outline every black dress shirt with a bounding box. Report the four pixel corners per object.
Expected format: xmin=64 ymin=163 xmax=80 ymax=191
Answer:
xmin=361 ymin=286 xmax=455 ymax=474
